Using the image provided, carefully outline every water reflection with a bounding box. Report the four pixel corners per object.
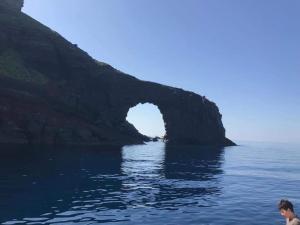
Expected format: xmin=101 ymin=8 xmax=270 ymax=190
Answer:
xmin=121 ymin=142 xmax=165 ymax=208
xmin=0 ymin=144 xmax=124 ymax=223
xmin=121 ymin=142 xmax=224 ymax=209
xmin=158 ymin=144 xmax=224 ymax=208
xmin=164 ymin=144 xmax=224 ymax=180
xmin=0 ymin=142 xmax=225 ymax=224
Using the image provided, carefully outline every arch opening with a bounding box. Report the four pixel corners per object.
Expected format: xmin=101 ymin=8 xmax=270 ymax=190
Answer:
xmin=126 ymin=103 xmax=166 ymax=139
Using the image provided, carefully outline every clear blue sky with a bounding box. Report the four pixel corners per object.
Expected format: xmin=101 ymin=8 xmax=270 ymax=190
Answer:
xmin=23 ymin=0 xmax=300 ymax=143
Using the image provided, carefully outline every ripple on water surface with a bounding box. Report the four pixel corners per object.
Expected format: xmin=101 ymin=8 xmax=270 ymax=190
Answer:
xmin=0 ymin=141 xmax=299 ymax=225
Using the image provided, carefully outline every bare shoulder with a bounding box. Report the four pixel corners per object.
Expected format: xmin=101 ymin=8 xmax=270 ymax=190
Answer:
xmin=287 ymin=217 xmax=300 ymax=225
xmin=292 ymin=217 xmax=300 ymax=225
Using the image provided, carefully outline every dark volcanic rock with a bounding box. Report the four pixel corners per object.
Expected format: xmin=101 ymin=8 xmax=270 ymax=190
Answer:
xmin=0 ymin=1 xmax=235 ymax=146
xmin=0 ymin=0 xmax=24 ymax=12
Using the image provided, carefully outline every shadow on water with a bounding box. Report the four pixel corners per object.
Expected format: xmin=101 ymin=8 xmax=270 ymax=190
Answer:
xmin=164 ymin=144 xmax=225 ymax=180
xmin=154 ymin=144 xmax=225 ymax=208
xmin=0 ymin=144 xmax=124 ymax=222
xmin=0 ymin=142 xmax=225 ymax=223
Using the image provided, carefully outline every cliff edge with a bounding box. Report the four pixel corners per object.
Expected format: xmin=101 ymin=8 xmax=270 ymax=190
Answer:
xmin=0 ymin=1 xmax=235 ymax=146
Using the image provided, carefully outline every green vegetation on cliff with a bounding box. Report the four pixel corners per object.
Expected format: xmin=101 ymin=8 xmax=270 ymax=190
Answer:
xmin=0 ymin=0 xmax=235 ymax=146
xmin=0 ymin=49 xmax=48 ymax=84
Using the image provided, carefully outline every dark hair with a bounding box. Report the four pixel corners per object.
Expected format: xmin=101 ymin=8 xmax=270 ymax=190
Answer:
xmin=278 ymin=199 xmax=294 ymax=212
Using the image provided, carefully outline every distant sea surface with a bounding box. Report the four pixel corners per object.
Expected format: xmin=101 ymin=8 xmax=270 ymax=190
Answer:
xmin=0 ymin=141 xmax=299 ymax=225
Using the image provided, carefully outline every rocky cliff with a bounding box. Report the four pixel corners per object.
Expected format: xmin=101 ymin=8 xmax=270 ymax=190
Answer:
xmin=0 ymin=0 xmax=23 ymax=11
xmin=0 ymin=1 xmax=235 ymax=146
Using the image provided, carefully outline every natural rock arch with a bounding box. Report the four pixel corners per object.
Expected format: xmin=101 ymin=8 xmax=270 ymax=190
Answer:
xmin=0 ymin=0 xmax=235 ymax=146
xmin=96 ymin=76 xmax=234 ymax=146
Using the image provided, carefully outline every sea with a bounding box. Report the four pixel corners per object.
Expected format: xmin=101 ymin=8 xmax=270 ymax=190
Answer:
xmin=0 ymin=141 xmax=299 ymax=225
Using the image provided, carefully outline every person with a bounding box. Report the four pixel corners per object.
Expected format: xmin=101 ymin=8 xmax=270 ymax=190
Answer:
xmin=278 ymin=199 xmax=300 ymax=225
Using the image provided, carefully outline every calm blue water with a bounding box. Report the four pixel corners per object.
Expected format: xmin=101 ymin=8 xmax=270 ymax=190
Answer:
xmin=0 ymin=141 xmax=299 ymax=225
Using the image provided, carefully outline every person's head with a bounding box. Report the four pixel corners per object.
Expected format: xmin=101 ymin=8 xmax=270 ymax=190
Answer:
xmin=278 ymin=199 xmax=295 ymax=219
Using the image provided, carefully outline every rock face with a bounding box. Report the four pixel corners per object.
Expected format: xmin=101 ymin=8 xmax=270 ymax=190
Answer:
xmin=0 ymin=0 xmax=24 ymax=12
xmin=0 ymin=1 xmax=235 ymax=146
